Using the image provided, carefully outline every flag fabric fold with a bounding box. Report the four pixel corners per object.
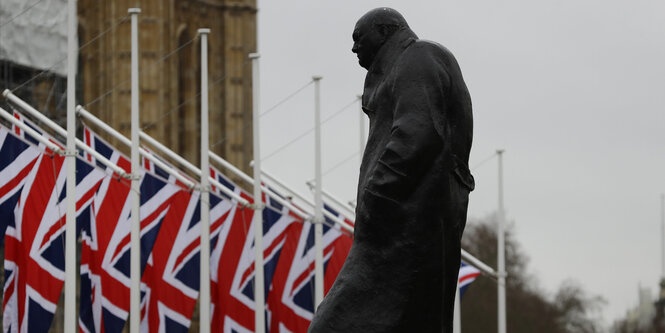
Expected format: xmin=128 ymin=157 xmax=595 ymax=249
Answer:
xmin=79 ymin=127 xmax=185 ymax=333
xmin=0 ymin=122 xmax=107 ymax=333
xmin=210 ymin=178 xmax=304 ymax=333
xmin=265 ymin=204 xmax=353 ymax=333
xmin=140 ymin=165 xmax=243 ymax=332
xmin=458 ymin=261 xmax=481 ymax=299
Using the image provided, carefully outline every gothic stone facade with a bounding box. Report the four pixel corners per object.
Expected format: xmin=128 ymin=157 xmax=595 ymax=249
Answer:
xmin=78 ymin=0 xmax=256 ymax=175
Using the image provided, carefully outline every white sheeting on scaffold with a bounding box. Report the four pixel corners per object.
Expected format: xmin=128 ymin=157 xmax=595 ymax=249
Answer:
xmin=0 ymin=0 xmax=71 ymax=75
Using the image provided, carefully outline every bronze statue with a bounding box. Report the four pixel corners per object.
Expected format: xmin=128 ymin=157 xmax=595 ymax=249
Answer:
xmin=308 ymin=8 xmax=474 ymax=333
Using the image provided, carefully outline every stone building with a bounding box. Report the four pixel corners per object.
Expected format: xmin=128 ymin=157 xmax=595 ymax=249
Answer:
xmin=2 ymin=1 xmax=256 ymax=332
xmin=78 ymin=0 xmax=256 ymax=175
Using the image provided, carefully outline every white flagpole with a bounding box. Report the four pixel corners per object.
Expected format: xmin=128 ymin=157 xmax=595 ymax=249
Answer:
xmin=2 ymin=91 xmax=131 ymax=178
xmin=128 ymin=8 xmax=141 ymax=333
xmin=198 ymin=28 xmax=211 ymax=333
xmin=0 ymin=107 xmax=63 ymax=154
xmin=497 ymin=149 xmax=507 ymax=333
xmin=249 ymin=53 xmax=265 ymax=333
xmin=313 ymin=76 xmax=324 ymax=309
xmin=660 ymin=194 xmax=665 ymax=280
xmin=64 ymin=0 xmax=77 ymax=331
xmin=453 ymin=279 xmax=462 ymax=333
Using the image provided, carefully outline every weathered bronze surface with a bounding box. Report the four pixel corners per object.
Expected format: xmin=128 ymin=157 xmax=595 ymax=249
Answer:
xmin=308 ymin=8 xmax=474 ymax=333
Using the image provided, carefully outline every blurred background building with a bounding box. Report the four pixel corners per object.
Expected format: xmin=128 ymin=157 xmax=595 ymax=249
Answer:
xmin=1 ymin=1 xmax=256 ymax=331
xmin=1 ymin=0 xmax=256 ymax=174
xmin=623 ymin=286 xmax=655 ymax=331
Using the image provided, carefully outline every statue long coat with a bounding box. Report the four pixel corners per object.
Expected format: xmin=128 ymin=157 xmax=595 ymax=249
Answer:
xmin=308 ymin=28 xmax=474 ymax=333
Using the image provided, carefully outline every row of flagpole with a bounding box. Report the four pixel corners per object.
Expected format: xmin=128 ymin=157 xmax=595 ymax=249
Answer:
xmin=49 ymin=3 xmax=508 ymax=332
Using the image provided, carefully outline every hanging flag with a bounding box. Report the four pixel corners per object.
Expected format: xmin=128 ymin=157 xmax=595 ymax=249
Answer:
xmin=141 ymin=147 xmax=193 ymax=188
xmin=210 ymin=177 xmax=304 ymax=333
xmin=9 ymin=110 xmax=43 ymax=146
xmin=266 ymin=204 xmax=353 ymax=333
xmin=140 ymin=190 xmax=198 ymax=332
xmin=78 ymin=127 xmax=185 ymax=333
xmin=140 ymin=164 xmax=241 ymax=332
xmin=0 ymin=127 xmax=41 ymax=247
xmin=0 ymin=120 xmax=107 ymax=332
xmin=458 ymin=261 xmax=481 ymax=299
xmin=3 ymin=138 xmax=66 ymax=333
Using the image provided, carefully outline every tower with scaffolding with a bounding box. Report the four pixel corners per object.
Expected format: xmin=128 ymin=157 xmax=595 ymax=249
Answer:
xmin=1 ymin=1 xmax=256 ymax=332
xmin=1 ymin=0 xmax=256 ymax=175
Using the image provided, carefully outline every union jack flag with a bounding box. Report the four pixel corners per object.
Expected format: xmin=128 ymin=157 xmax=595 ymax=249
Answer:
xmin=140 ymin=165 xmax=244 ymax=332
xmin=140 ymin=189 xmax=198 ymax=332
xmin=210 ymin=179 xmax=304 ymax=333
xmin=79 ymin=127 xmax=185 ymax=333
xmin=8 ymin=111 xmax=44 ymax=147
xmin=0 ymin=125 xmax=40 ymax=249
xmin=458 ymin=261 xmax=481 ymax=299
xmin=0 ymin=120 xmax=107 ymax=333
xmin=266 ymin=204 xmax=353 ymax=333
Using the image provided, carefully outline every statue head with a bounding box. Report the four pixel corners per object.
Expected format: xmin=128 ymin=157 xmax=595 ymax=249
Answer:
xmin=352 ymin=8 xmax=409 ymax=69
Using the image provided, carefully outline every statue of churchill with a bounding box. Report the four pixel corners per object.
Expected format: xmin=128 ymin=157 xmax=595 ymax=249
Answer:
xmin=308 ymin=8 xmax=475 ymax=333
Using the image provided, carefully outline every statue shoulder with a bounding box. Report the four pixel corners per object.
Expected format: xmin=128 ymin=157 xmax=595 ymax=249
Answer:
xmin=408 ymin=39 xmax=455 ymax=59
xmin=395 ymin=40 xmax=455 ymax=86
xmin=400 ymin=40 xmax=459 ymax=71
xmin=402 ymin=40 xmax=467 ymax=85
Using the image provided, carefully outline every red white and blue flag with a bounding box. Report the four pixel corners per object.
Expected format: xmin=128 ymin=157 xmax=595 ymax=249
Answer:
xmin=210 ymin=181 xmax=306 ymax=333
xmin=266 ymin=204 xmax=353 ymax=333
xmin=139 ymin=189 xmax=199 ymax=332
xmin=458 ymin=261 xmax=481 ymax=298
xmin=139 ymin=165 xmax=245 ymax=332
xmin=78 ymin=127 xmax=185 ymax=333
xmin=0 ymin=120 xmax=107 ymax=333
xmin=0 ymin=125 xmax=41 ymax=248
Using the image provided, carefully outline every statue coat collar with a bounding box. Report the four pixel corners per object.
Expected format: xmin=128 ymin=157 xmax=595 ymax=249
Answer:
xmin=362 ymin=28 xmax=418 ymax=112
xmin=367 ymin=28 xmax=418 ymax=77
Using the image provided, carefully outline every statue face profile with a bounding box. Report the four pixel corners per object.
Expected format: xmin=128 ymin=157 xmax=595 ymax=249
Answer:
xmin=351 ymin=7 xmax=409 ymax=69
xmin=351 ymin=20 xmax=385 ymax=69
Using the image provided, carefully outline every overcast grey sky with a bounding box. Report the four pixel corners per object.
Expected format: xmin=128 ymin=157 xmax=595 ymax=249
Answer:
xmin=256 ymin=0 xmax=665 ymax=325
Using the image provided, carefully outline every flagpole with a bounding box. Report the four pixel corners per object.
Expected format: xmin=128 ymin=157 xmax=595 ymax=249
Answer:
xmin=198 ymin=28 xmax=211 ymax=333
xmin=249 ymin=53 xmax=265 ymax=333
xmin=661 ymin=194 xmax=664 ymax=279
xmin=260 ymin=170 xmax=352 ymax=232
xmin=128 ymin=8 xmax=141 ymax=333
xmin=453 ymin=279 xmax=461 ymax=333
xmin=305 ymin=181 xmax=355 ymax=219
xmin=2 ymin=91 xmax=131 ymax=178
xmin=497 ymin=149 xmax=507 ymax=333
xmin=313 ymin=75 xmax=324 ymax=309
xmin=64 ymin=0 xmax=78 ymax=330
